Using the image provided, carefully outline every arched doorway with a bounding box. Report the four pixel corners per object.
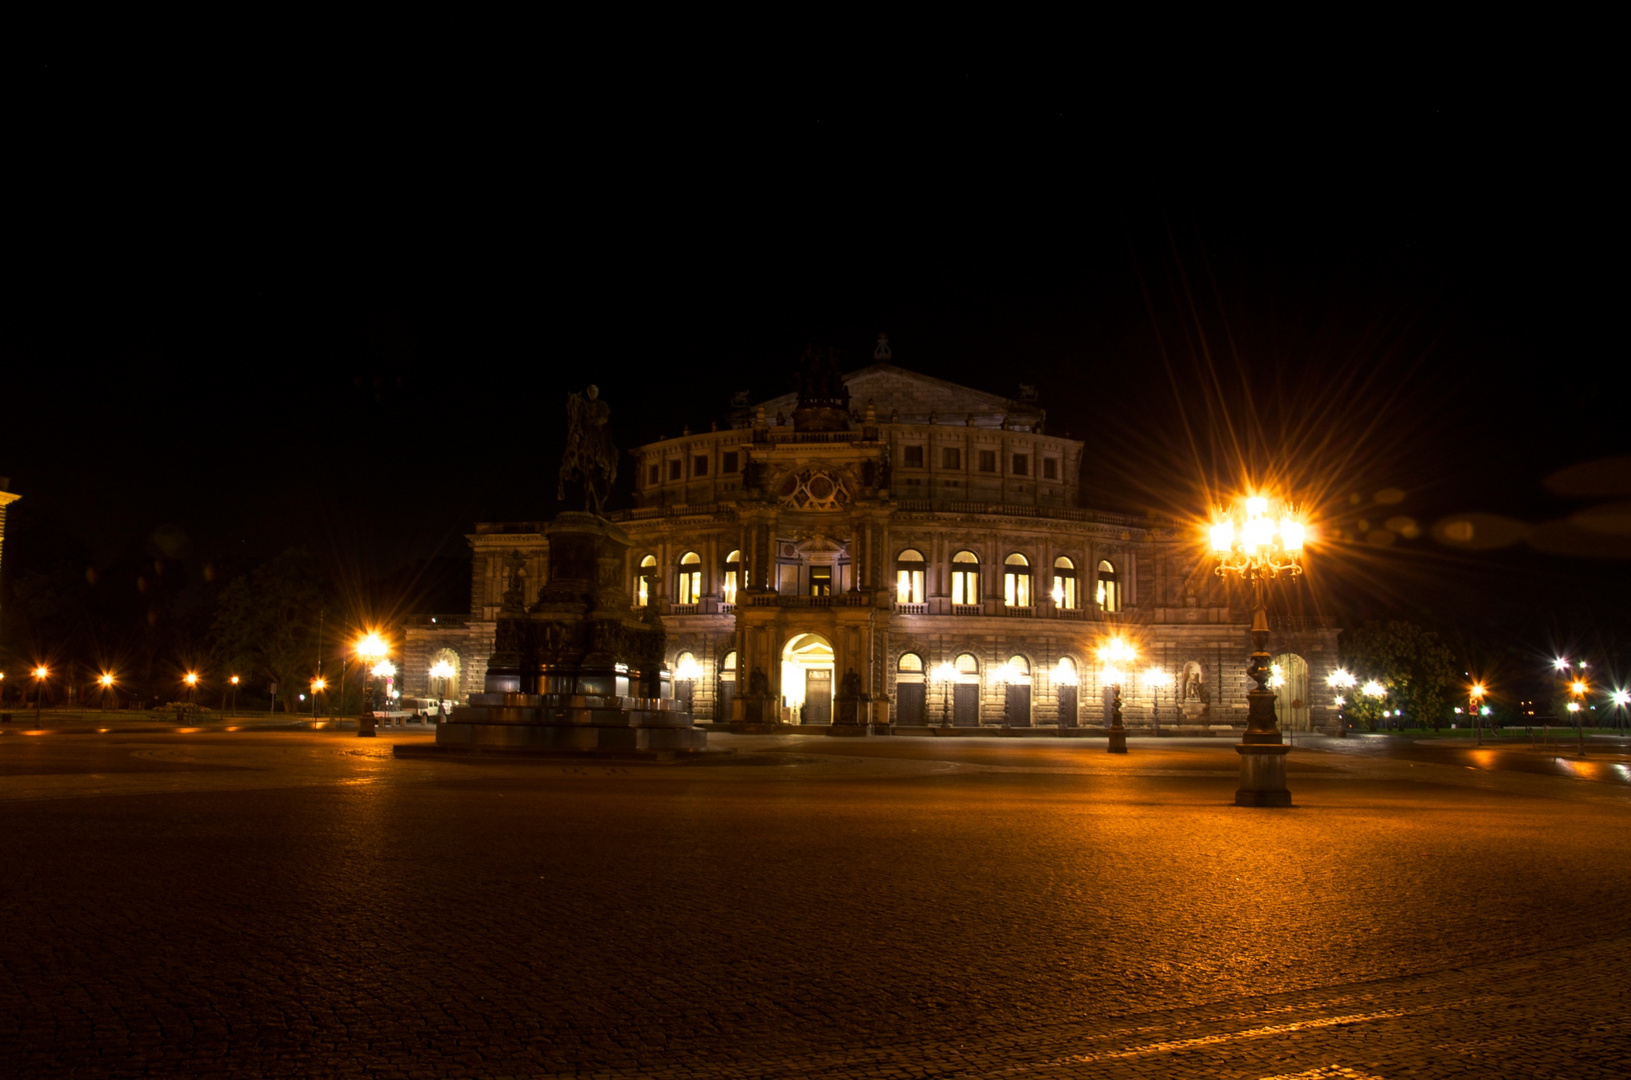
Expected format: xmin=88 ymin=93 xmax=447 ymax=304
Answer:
xmin=1271 ymin=653 xmax=1310 ymax=732
xmin=782 ymin=633 xmax=835 ymax=724
xmin=896 ymin=652 xmax=926 ymax=724
xmin=717 ymin=650 xmax=738 ymax=721
xmin=428 ymin=648 xmax=462 ymax=705
xmin=952 ymin=653 xmax=981 ymax=726
xmin=1003 ymin=655 xmax=1032 ymax=725
xmin=1055 ymin=656 xmax=1079 ymax=727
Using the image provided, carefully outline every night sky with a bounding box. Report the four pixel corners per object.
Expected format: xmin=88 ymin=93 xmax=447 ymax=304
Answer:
xmin=3 ymin=51 xmax=1624 ymax=681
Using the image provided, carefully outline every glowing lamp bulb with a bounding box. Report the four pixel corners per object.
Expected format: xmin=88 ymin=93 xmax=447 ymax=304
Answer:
xmin=1246 ymin=496 xmax=1268 ymax=518
xmin=1210 ymin=520 xmax=1234 ymax=552
xmin=1280 ymin=518 xmax=1305 ymax=552
xmin=1572 ymin=681 xmax=1587 ymax=695
xmin=100 ymin=674 xmax=114 ymax=687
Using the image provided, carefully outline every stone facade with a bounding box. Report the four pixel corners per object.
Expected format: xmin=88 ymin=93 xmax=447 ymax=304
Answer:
xmin=404 ymin=361 xmax=1340 ymax=731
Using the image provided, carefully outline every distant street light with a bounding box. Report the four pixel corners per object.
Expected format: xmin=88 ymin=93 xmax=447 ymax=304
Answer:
xmin=32 ymin=665 xmax=48 ymax=724
xmin=1210 ymin=492 xmax=1308 ymax=805
xmin=1470 ymin=683 xmax=1487 ymax=746
xmin=99 ymin=672 xmax=115 ymax=713
xmin=311 ymin=677 xmax=327 ymax=716
xmin=1141 ymin=666 xmax=1168 ymax=735
xmin=228 ymin=675 xmax=240 ymax=717
xmin=1096 ymin=635 xmax=1137 ymax=754
xmin=1569 ymin=677 xmax=1589 ymax=755
xmin=1327 ymin=669 xmax=1356 ymax=736
xmin=183 ymin=671 xmax=199 ymax=707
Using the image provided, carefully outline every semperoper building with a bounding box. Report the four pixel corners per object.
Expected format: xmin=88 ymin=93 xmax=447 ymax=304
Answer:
xmin=403 ymin=338 xmax=1339 ymax=732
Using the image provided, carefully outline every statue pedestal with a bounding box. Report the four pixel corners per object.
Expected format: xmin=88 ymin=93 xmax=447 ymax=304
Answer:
xmin=402 ymin=513 xmax=706 ymax=759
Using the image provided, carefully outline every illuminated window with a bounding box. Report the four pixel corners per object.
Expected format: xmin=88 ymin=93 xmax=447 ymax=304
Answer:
xmin=951 ymin=551 xmax=981 ymax=605
xmin=898 ymin=652 xmax=924 ymax=673
xmin=904 ymin=445 xmax=924 ymax=468
xmin=978 ymin=449 xmax=997 ymax=472
xmin=1003 ymin=553 xmax=1032 ymax=607
xmin=722 ymin=550 xmax=741 ymax=605
xmin=1052 ymin=556 xmax=1077 ymax=609
xmin=942 ymin=447 xmax=961 ymax=469
xmin=637 ymin=555 xmax=657 ymax=606
xmin=1012 ymin=454 xmax=1029 ymax=477
xmin=810 ymin=565 xmax=833 ymax=597
xmin=677 ymin=552 xmax=702 ymax=604
xmin=1096 ymin=559 xmax=1119 ymax=613
xmin=895 ymin=548 xmax=925 ymax=604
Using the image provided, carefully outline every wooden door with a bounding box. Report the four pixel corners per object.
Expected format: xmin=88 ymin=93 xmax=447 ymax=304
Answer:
xmin=804 ymin=669 xmax=832 ymax=724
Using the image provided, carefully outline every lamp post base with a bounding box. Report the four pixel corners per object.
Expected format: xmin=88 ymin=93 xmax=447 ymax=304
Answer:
xmin=1235 ymin=743 xmax=1291 ymax=806
xmin=1107 ymin=727 xmax=1127 ymax=753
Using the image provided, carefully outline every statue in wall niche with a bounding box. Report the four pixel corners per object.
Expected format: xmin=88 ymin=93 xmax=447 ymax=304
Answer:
xmin=748 ymin=667 xmax=770 ymax=696
xmin=840 ymin=668 xmax=863 ymax=698
xmin=558 ymin=384 xmax=618 ymax=513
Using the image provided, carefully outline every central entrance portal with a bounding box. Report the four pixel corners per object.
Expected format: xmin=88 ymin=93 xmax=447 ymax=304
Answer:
xmin=781 ymin=633 xmax=834 ymax=725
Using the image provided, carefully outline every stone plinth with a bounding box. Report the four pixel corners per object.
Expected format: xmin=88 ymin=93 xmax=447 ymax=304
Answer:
xmin=415 ymin=512 xmax=706 ymax=758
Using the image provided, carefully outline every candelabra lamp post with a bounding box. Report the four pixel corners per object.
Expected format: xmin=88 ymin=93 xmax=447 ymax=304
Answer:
xmin=931 ymin=662 xmax=957 ymax=727
xmin=1210 ymin=494 xmax=1306 ymax=807
xmin=1096 ymin=636 xmax=1136 ymax=753
xmin=355 ymin=632 xmax=389 ymax=738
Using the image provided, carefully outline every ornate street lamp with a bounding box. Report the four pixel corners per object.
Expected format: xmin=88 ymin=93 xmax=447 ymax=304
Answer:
xmin=1469 ymin=683 xmax=1487 ymax=745
xmin=1096 ymin=636 xmax=1136 ymax=754
xmin=1210 ymin=493 xmax=1307 ymax=806
xmin=355 ymin=632 xmax=389 ymax=737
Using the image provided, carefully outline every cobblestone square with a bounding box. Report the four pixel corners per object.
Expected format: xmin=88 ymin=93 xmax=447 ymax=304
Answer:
xmin=3 ymin=726 xmax=1628 ymax=1078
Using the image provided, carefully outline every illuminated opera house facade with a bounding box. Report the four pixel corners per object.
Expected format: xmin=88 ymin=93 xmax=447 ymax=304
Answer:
xmin=404 ymin=342 xmax=1338 ymax=732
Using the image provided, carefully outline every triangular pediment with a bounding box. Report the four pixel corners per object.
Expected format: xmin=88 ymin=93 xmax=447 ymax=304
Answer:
xmin=755 ymin=364 xmax=1037 ymax=426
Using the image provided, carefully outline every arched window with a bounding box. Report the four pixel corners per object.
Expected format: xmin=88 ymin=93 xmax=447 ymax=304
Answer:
xmin=955 ymin=652 xmax=980 ymax=678
xmin=723 ymin=550 xmax=741 ymax=605
xmin=1052 ymin=556 xmax=1077 ymax=609
xmin=717 ymin=650 xmax=738 ymax=722
xmin=677 ymin=551 xmax=702 ymax=604
xmin=896 ymin=548 xmax=925 ymax=604
xmin=951 ymin=551 xmax=981 ymax=606
xmin=636 ymin=554 xmax=657 ymax=606
xmin=898 ymin=652 xmax=925 ymax=674
xmin=1003 ymin=655 xmax=1032 ymax=684
xmin=1096 ymin=559 xmax=1120 ymax=613
xmin=1003 ymin=553 xmax=1032 ymax=607
xmin=1054 ymin=656 xmax=1079 ymax=685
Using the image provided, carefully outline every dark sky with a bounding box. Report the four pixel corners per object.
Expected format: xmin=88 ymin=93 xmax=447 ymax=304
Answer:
xmin=3 ymin=50 xmax=1624 ymax=668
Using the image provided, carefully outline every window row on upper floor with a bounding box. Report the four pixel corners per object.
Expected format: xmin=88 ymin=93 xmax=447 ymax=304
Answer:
xmin=630 ymin=547 xmax=1121 ymax=612
xmin=898 ymin=444 xmax=1064 ymax=480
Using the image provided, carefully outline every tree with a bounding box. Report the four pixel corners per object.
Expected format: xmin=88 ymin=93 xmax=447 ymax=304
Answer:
xmin=210 ymin=548 xmax=329 ymax=715
xmin=1343 ymin=620 xmax=1459 ymax=731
